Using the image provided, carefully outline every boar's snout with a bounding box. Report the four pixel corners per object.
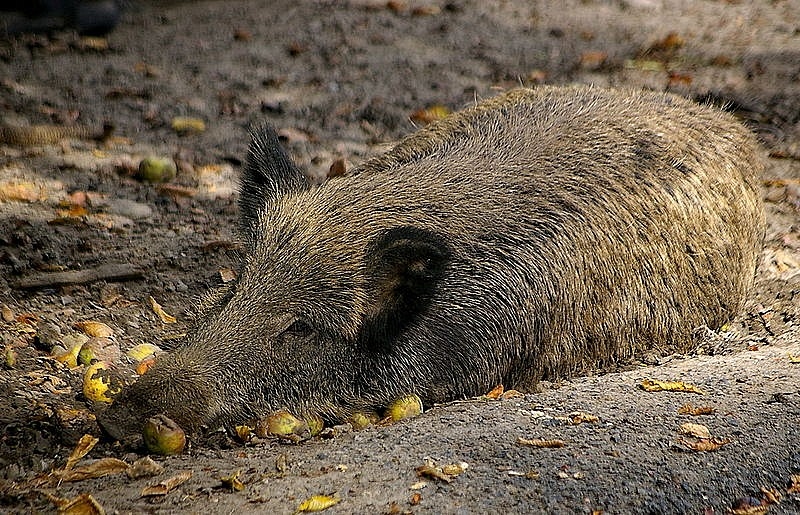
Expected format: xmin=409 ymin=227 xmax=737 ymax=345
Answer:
xmin=97 ymin=357 xmax=224 ymax=447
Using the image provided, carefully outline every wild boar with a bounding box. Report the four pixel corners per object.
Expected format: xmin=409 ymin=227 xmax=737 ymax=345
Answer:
xmin=99 ymin=85 xmax=765 ymax=443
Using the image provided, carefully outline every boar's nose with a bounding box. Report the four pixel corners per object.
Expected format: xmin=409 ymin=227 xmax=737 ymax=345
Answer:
xmin=96 ymin=399 xmax=148 ymax=448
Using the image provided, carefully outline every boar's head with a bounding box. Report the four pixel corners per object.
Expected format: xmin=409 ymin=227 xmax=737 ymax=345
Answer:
xmin=98 ymin=124 xmax=454 ymax=444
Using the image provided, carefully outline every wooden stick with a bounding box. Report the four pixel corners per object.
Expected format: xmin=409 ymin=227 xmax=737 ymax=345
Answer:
xmin=11 ymin=263 xmax=143 ymax=290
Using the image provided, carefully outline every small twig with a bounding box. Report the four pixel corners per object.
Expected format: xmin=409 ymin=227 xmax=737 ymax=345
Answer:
xmin=11 ymin=263 xmax=143 ymax=290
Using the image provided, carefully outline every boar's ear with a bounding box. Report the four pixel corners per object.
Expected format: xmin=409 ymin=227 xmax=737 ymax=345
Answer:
xmin=361 ymin=226 xmax=451 ymax=349
xmin=239 ymin=123 xmax=309 ymax=242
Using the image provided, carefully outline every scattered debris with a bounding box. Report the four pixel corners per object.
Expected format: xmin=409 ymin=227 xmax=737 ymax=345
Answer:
xmin=640 ymin=379 xmax=706 ymax=394
xmin=12 ymin=264 xmax=143 ymax=290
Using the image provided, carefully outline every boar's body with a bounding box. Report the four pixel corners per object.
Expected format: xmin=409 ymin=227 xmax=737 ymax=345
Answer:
xmin=101 ymin=85 xmax=764 ymax=441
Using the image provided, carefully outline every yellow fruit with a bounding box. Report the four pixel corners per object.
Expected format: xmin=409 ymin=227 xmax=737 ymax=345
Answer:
xmin=264 ymin=410 xmax=306 ymax=436
xmin=348 ymin=411 xmax=380 ymax=430
xmin=386 ymin=394 xmax=423 ymax=422
xmin=138 ymin=156 xmax=177 ymax=183
xmin=305 ymin=414 xmax=325 ymax=436
xmin=77 ymin=337 xmax=121 ymax=365
xmin=143 ymin=414 xmax=186 ymax=455
xmin=82 ymin=361 xmax=123 ymax=403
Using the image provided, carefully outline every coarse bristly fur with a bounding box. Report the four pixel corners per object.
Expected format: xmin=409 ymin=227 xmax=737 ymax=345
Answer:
xmin=99 ymin=85 xmax=765 ymax=443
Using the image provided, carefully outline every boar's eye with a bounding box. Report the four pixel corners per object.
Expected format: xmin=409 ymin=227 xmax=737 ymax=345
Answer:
xmin=281 ymin=319 xmax=314 ymax=339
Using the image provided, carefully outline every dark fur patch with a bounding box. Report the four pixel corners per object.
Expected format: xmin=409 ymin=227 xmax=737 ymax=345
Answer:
xmin=360 ymin=226 xmax=451 ymax=351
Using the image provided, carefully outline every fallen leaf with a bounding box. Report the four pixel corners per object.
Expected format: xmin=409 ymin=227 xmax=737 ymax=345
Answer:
xmin=1 ymin=304 xmax=13 ymax=322
xmin=65 ymin=434 xmax=99 ymax=471
xmin=126 ymin=456 xmax=164 ymax=479
xmin=679 ymin=437 xmax=731 ymax=452
xmin=410 ymin=492 xmax=422 ymax=505
xmin=55 ymin=458 xmax=130 ymax=482
xmin=484 ymin=384 xmax=505 ymax=399
xmin=667 ymin=71 xmax=692 ymax=87
xmin=415 ymin=464 xmax=453 ymax=483
xmin=0 ymin=181 xmax=46 ymax=202
xmin=580 ymin=51 xmax=607 ymax=69
xmin=149 ymin=296 xmax=177 ymax=323
xmin=729 ymin=497 xmax=769 ymax=515
xmin=220 ymin=470 xmax=245 ymax=492
xmin=49 ymin=492 xmax=105 ymax=514
xmin=171 ymin=117 xmax=206 ymax=134
xmin=501 ymin=389 xmax=524 ymax=399
xmin=411 ymin=5 xmax=440 ymax=16
xmin=760 ymin=487 xmax=781 ymax=505
xmin=650 ymin=32 xmax=685 ymax=52
xmin=788 ymin=474 xmax=800 ymax=494
xmin=678 ymin=422 xmax=712 ymax=439
xmin=568 ymin=411 xmax=599 ymax=425
xmin=517 ymin=437 xmax=566 ymax=448
xmin=678 ymin=404 xmax=716 ymax=416
xmin=410 ymin=105 xmax=450 ymax=125
xmin=126 ymin=343 xmax=162 ymax=361
xmin=141 ymin=470 xmax=193 ymax=497
xmin=789 ymin=355 xmax=800 ymax=364
xmin=219 ymin=268 xmax=237 ymax=283
xmin=233 ymin=28 xmax=252 ymax=41
xmin=295 ymin=494 xmax=341 ymax=512
xmin=640 ymin=378 xmax=706 ymax=394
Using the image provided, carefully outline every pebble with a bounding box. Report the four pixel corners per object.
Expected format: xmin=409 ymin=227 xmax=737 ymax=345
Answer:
xmin=105 ymin=198 xmax=153 ymax=220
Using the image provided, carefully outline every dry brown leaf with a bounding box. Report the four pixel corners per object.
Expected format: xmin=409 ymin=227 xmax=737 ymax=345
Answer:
xmin=485 ymin=384 xmax=505 ymax=399
xmin=73 ymin=321 xmax=114 ymax=338
xmin=678 ymin=422 xmax=712 ymax=439
xmin=678 ymin=403 xmax=716 ymax=416
xmin=760 ymin=487 xmax=782 ymax=505
xmin=1 ymin=304 xmax=13 ymax=322
xmin=126 ymin=456 xmax=164 ymax=479
xmin=729 ymin=497 xmax=769 ymax=515
xmin=568 ymin=411 xmax=599 ymax=425
xmin=415 ymin=464 xmax=453 ymax=483
xmin=410 ymin=105 xmax=450 ymax=125
xmin=580 ymin=51 xmax=607 ymax=69
xmin=219 ymin=470 xmax=245 ymax=492
xmin=296 ymin=494 xmax=341 ymax=512
xmin=679 ymin=437 xmax=731 ymax=452
xmin=667 ymin=72 xmax=692 ymax=87
xmin=65 ymin=434 xmax=99 ymax=471
xmin=640 ymin=378 xmax=706 ymax=394
xmin=56 ymin=458 xmax=130 ymax=482
xmin=0 ymin=181 xmax=46 ymax=202
xmin=411 ymin=5 xmax=440 ymax=16
xmin=788 ymin=474 xmax=800 ymax=494
xmin=789 ymin=354 xmax=800 ymax=364
xmin=141 ymin=470 xmax=193 ymax=497
xmin=219 ymin=268 xmax=237 ymax=283
xmin=171 ymin=117 xmax=205 ymax=134
xmin=51 ymin=492 xmax=105 ymax=514
xmin=517 ymin=437 xmax=566 ymax=448
xmin=149 ymin=296 xmax=176 ymax=323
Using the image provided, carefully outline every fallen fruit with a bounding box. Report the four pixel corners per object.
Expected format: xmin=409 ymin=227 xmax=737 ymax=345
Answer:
xmin=143 ymin=414 xmax=186 ymax=455
xmin=348 ymin=411 xmax=380 ymax=430
xmin=78 ymin=337 xmax=121 ymax=365
xmin=263 ymin=410 xmax=307 ymax=436
xmin=138 ymin=156 xmax=177 ymax=183
xmin=386 ymin=394 xmax=423 ymax=422
xmin=83 ymin=361 xmax=124 ymax=403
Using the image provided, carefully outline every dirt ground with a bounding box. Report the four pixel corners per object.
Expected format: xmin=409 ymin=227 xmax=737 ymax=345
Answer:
xmin=0 ymin=0 xmax=799 ymax=513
